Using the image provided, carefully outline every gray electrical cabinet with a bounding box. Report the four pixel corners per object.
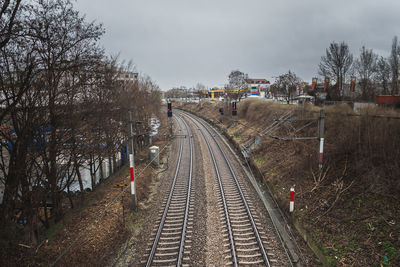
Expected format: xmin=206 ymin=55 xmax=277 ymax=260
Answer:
xmin=149 ymin=146 xmax=159 ymax=167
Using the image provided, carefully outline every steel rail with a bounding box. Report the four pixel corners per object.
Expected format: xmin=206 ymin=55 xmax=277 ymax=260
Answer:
xmin=145 ymin=115 xmax=192 ymax=267
xmin=181 ymin=111 xmax=271 ymax=267
xmin=180 ymin=113 xmax=238 ymax=267
xmin=177 ymin=117 xmax=193 ymax=266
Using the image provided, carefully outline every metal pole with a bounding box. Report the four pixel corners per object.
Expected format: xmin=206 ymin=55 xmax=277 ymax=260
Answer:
xmin=129 ymin=110 xmax=137 ymax=211
xmin=318 ymin=109 xmax=325 ymax=169
xmin=341 ymin=76 xmax=344 ymax=101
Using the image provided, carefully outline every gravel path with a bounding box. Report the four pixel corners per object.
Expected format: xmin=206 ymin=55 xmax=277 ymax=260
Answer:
xmin=185 ymin=113 xmax=227 ymax=266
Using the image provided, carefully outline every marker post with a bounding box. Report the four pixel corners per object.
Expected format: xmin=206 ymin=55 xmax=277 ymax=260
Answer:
xmin=318 ymin=109 xmax=325 ymax=170
xmin=129 ymin=110 xmax=137 ymax=211
xmin=290 ymin=187 xmax=295 ymax=212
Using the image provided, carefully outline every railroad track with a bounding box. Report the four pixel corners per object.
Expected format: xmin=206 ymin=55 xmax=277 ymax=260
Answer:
xmin=143 ymin=115 xmax=195 ymax=267
xmin=181 ymin=111 xmax=281 ymax=267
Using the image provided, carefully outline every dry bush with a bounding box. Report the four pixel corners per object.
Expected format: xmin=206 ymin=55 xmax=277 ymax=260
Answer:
xmin=238 ymin=98 xmax=253 ymax=118
xmin=189 ymin=99 xmax=400 ymax=191
xmin=239 ymin=99 xmax=400 ymax=194
xmin=239 ymin=99 xmax=293 ymax=123
xmin=324 ymin=103 xmax=355 ymax=115
xmin=184 ymin=99 xmax=400 ymax=265
xmin=246 ymin=99 xmax=271 ymax=122
xmin=324 ymin=106 xmax=400 ymax=187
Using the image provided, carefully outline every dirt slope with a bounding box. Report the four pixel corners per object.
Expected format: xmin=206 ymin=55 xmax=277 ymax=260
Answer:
xmin=180 ymin=99 xmax=400 ymax=267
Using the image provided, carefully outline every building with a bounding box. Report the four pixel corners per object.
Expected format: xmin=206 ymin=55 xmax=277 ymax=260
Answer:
xmin=245 ymin=78 xmax=270 ymax=96
xmin=117 ymin=72 xmax=138 ymax=83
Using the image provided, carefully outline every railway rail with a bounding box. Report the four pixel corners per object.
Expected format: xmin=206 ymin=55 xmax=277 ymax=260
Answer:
xmin=141 ymin=110 xmax=291 ymax=266
xmin=180 ymin=111 xmax=284 ymax=266
xmin=143 ymin=115 xmax=195 ymax=267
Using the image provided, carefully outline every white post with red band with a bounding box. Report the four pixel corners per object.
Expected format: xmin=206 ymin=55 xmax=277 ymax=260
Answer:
xmin=290 ymin=187 xmax=295 ymax=212
xmin=130 ymin=154 xmax=135 ymax=195
xmin=128 ymin=110 xmax=137 ymax=211
xmin=318 ymin=109 xmax=325 ymax=170
xmin=319 ymin=137 xmax=324 ymax=169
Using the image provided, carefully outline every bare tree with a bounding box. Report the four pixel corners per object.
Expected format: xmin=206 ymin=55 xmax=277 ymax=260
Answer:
xmin=389 ymin=36 xmax=399 ymax=95
xmin=0 ymin=1 xmax=31 ymax=124
xmin=194 ymin=83 xmax=206 ymax=99
xmin=319 ymin=41 xmax=353 ymax=100
xmin=227 ymin=70 xmax=248 ymax=100
xmin=376 ymin=56 xmax=391 ymax=95
xmin=228 ymin=70 xmax=248 ymax=90
xmin=0 ymin=0 xmax=22 ymax=49
xmin=273 ymin=70 xmax=302 ymax=104
xmin=165 ymin=87 xmax=187 ymax=99
xmin=195 ymin=82 xmax=206 ymax=91
xmin=0 ymin=0 xmax=162 ymax=246
xmin=25 ymin=0 xmax=104 ymax=222
xmin=0 ymin=1 xmax=43 ymax=240
xmin=354 ymin=46 xmax=377 ymax=101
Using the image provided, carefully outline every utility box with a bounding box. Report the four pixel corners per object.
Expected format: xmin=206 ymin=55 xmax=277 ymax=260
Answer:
xmin=149 ymin=146 xmax=159 ymax=167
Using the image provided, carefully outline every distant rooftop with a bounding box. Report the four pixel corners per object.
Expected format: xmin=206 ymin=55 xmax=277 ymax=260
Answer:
xmin=245 ymin=79 xmax=270 ymax=84
xmin=117 ymin=72 xmax=138 ymax=82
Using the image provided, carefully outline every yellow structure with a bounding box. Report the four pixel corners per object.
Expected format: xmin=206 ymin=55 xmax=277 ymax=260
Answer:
xmin=208 ymin=89 xmax=225 ymax=99
xmin=207 ymin=89 xmax=247 ymax=99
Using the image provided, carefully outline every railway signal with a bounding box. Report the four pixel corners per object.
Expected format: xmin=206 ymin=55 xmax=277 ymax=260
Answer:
xmin=167 ymin=102 xmax=172 ymax=117
xmin=232 ymin=101 xmax=237 ymax=116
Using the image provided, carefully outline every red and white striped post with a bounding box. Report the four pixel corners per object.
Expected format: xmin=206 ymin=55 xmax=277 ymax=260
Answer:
xmin=319 ymin=137 xmax=324 ymax=169
xmin=129 ymin=110 xmax=137 ymax=211
xmin=290 ymin=187 xmax=295 ymax=212
xmin=318 ymin=110 xmax=325 ymax=170
xmin=130 ymin=154 xmax=136 ymax=204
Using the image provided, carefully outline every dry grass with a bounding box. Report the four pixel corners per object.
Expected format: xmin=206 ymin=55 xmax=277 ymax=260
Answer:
xmin=237 ymin=99 xmax=400 ymax=185
xmin=244 ymin=100 xmax=400 ymax=266
xmin=181 ymin=99 xmax=400 ymax=266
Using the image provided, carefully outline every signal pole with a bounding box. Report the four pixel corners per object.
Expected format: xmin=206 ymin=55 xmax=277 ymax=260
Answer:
xmin=129 ymin=110 xmax=137 ymax=211
xmin=318 ymin=109 xmax=325 ymax=170
xmin=167 ymin=101 xmax=173 ymax=136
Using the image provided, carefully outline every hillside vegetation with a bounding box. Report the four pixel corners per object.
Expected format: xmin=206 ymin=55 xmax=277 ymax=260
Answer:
xmin=180 ymin=99 xmax=400 ymax=266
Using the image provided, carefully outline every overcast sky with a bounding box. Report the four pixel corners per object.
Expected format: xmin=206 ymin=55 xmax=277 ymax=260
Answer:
xmin=74 ymin=0 xmax=400 ymax=91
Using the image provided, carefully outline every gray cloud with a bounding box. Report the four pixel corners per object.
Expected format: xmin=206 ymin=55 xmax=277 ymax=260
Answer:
xmin=75 ymin=0 xmax=400 ymax=90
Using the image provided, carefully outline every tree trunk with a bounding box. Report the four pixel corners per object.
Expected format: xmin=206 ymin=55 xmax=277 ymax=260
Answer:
xmin=42 ymin=199 xmax=50 ymax=229
xmin=108 ymin=155 xmax=112 ymax=176
xmin=74 ymin=159 xmax=84 ymax=202
xmin=51 ymin=189 xmax=62 ymax=223
xmin=1 ymin=141 xmax=28 ymax=224
xmin=113 ymin=152 xmax=117 ymax=169
xmin=99 ymin=157 xmax=104 ymax=182
xmin=30 ymin=216 xmax=39 ymax=245
xmin=383 ymin=80 xmax=388 ymax=95
xmin=1 ymin=164 xmax=20 ymax=221
xmin=48 ymin=102 xmax=63 ymax=223
xmin=67 ymin=184 xmax=74 ymax=209
xmin=89 ymin=155 xmax=95 ymax=190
